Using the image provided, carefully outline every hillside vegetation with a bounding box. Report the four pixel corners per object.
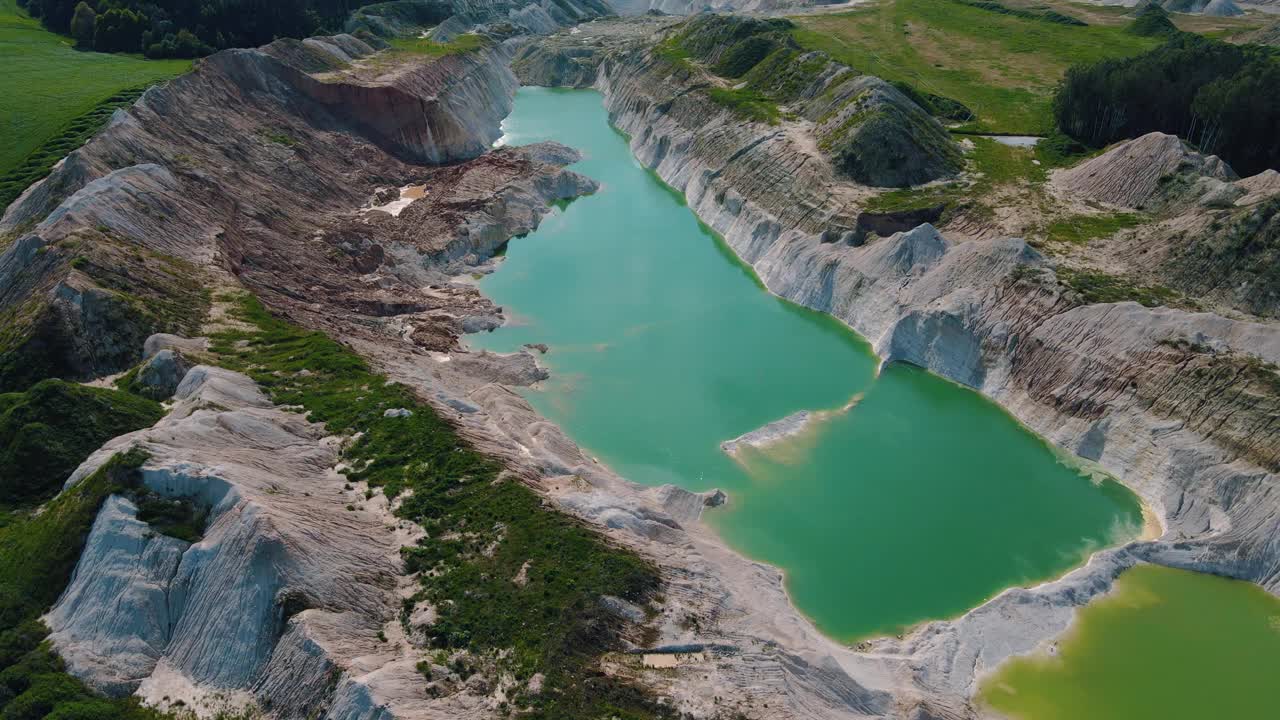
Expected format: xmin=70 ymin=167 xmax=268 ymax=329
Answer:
xmin=1056 ymin=20 xmax=1280 ymax=175
xmin=791 ymin=0 xmax=1161 ymax=133
xmin=0 ymin=0 xmax=188 ymax=206
xmin=0 ymin=379 xmax=162 ymax=507
xmin=17 ymin=0 xmax=370 ymax=57
xmin=656 ymin=14 xmax=963 ymax=186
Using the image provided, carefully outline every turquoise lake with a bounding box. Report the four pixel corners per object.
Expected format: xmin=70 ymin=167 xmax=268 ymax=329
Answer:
xmin=470 ymin=87 xmax=1142 ymax=641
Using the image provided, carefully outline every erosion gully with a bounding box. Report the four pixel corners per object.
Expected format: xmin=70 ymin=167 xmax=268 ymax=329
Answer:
xmin=471 ymin=87 xmax=1142 ymax=643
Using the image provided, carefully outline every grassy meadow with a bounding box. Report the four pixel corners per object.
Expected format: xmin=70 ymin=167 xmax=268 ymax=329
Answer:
xmin=791 ymin=0 xmax=1163 ymax=134
xmin=0 ymin=0 xmax=189 ymax=209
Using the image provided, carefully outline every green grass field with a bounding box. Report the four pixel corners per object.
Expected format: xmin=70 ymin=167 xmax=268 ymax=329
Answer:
xmin=386 ymin=33 xmax=486 ymax=56
xmin=0 ymin=0 xmax=189 ymax=207
xmin=792 ymin=0 xmax=1161 ymax=134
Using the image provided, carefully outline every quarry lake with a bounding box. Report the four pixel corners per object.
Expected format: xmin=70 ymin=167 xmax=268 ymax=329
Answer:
xmin=471 ymin=87 xmax=1143 ymax=641
xmin=979 ymin=564 xmax=1280 ymax=720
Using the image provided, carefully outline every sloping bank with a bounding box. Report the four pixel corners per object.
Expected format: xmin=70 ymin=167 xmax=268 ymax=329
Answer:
xmin=513 ymin=16 xmax=1280 ymax=713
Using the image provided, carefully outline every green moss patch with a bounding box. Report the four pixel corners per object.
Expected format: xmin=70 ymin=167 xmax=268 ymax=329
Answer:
xmin=0 ymin=230 xmax=211 ymax=393
xmin=707 ymin=86 xmax=780 ymax=124
xmin=865 ymin=136 xmax=1038 ymax=213
xmin=386 ymin=33 xmax=487 ymax=58
xmin=1127 ymin=4 xmax=1179 ymax=38
xmin=134 ymin=493 xmax=206 ymax=543
xmin=73 ymin=231 xmax=211 ymax=337
xmin=1057 ymin=267 xmax=1181 ymax=307
xmin=1166 ymin=198 xmax=1280 ymax=316
xmin=0 ymin=380 xmax=163 ymax=508
xmin=1044 ymin=212 xmax=1144 ymax=245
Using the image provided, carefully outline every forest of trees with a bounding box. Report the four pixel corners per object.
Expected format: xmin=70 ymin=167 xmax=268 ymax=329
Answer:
xmin=1054 ymin=24 xmax=1280 ymax=176
xmin=18 ymin=0 xmax=373 ymax=57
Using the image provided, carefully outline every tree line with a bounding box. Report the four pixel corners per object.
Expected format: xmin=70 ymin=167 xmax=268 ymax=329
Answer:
xmin=19 ymin=0 xmax=372 ymax=57
xmin=1054 ymin=12 xmax=1280 ymax=176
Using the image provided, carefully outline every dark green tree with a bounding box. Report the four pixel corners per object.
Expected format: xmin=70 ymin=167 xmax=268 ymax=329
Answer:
xmin=92 ymin=7 xmax=149 ymax=53
xmin=68 ymin=1 xmax=95 ymax=49
xmin=1054 ymin=33 xmax=1280 ymax=174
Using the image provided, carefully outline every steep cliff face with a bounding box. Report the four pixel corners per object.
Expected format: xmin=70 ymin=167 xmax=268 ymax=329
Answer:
xmin=9 ymin=13 xmax=1277 ymax=720
xmin=48 ymin=365 xmax=419 ymax=718
xmin=517 ymin=21 xmax=1280 ymax=715
xmin=0 ymin=35 xmax=534 ymax=391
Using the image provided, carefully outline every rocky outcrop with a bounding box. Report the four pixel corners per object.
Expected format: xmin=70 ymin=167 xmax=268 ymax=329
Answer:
xmin=3 ymin=35 xmax=514 ymax=232
xmin=0 ymin=24 xmax=613 ymax=718
xmin=1051 ymin=132 xmax=1236 ymax=210
xmin=1162 ymin=196 xmax=1280 ymax=316
xmin=513 ymin=43 xmax=605 ymax=87
xmin=1112 ymin=0 xmax=1244 ymax=15
xmin=1161 ymin=0 xmax=1244 ymax=15
xmin=346 ymin=0 xmax=614 ymax=40
xmin=48 ymin=366 xmax=410 ymax=716
xmin=512 ymin=15 xmax=671 ymax=86
xmin=346 ymin=0 xmax=454 ymax=37
xmin=130 ymin=348 xmax=191 ymax=400
xmin=11 ymin=13 xmax=1277 ymax=720
xmin=1242 ymin=19 xmax=1280 ymax=46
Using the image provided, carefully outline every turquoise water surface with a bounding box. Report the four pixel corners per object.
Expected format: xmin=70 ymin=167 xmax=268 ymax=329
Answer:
xmin=471 ymin=87 xmax=1142 ymax=640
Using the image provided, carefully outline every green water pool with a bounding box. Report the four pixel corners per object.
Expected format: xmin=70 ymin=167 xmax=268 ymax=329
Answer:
xmin=980 ymin=563 xmax=1280 ymax=720
xmin=470 ymin=87 xmax=1143 ymax=641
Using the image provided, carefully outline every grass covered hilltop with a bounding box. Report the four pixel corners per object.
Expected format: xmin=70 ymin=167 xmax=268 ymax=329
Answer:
xmin=0 ymin=0 xmax=189 ymax=208
xmin=791 ymin=0 xmax=1266 ymax=134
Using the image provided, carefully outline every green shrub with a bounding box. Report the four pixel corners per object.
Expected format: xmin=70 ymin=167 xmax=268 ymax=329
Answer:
xmin=134 ymin=494 xmax=205 ymax=543
xmin=707 ymin=87 xmax=780 ymax=124
xmin=1035 ymin=130 xmax=1091 ymax=167
xmin=1127 ymin=5 xmax=1179 ymax=38
xmin=0 ymin=449 xmax=149 ymax=628
xmin=713 ymin=35 xmax=779 ymax=77
xmin=0 ymin=381 xmax=162 ymax=507
xmin=1044 ymin=212 xmax=1145 ymax=245
xmin=1057 ymin=267 xmax=1180 ymax=307
xmin=891 ymin=81 xmax=974 ymax=122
